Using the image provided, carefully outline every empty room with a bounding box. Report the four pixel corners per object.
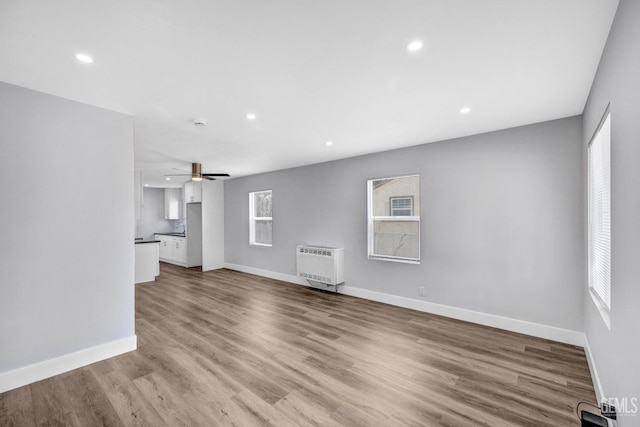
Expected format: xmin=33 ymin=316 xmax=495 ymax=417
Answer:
xmin=1 ymin=0 xmax=638 ymax=426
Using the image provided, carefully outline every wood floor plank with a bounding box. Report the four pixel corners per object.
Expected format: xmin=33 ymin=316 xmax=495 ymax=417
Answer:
xmin=60 ymin=368 xmax=124 ymax=427
xmin=0 ymin=263 xmax=596 ymax=426
xmin=30 ymin=376 xmax=80 ymax=427
xmin=274 ymin=390 xmax=344 ymax=427
xmin=0 ymin=385 xmax=36 ymax=427
xmin=92 ymin=368 xmax=166 ymax=427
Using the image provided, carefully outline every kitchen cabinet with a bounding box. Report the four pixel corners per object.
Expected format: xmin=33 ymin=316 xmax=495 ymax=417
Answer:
xmin=135 ymin=241 xmax=159 ymax=284
xmin=174 ymin=239 xmax=186 ymax=264
xmin=155 ymin=234 xmax=186 ymax=266
xmin=158 ymin=237 xmax=172 ymax=260
xmin=184 ymin=181 xmax=202 ymax=203
xmin=164 ymin=188 xmax=182 ymax=219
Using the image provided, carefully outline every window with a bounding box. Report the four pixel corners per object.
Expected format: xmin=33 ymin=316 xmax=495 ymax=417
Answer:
xmin=367 ymin=175 xmax=420 ymax=263
xmin=249 ymin=190 xmax=272 ymax=247
xmin=390 ymin=197 xmax=414 ymax=216
xmin=588 ymin=110 xmax=611 ymax=318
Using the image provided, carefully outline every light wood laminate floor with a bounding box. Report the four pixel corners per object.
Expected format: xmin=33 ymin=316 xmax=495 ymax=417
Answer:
xmin=1 ymin=263 xmax=596 ymax=426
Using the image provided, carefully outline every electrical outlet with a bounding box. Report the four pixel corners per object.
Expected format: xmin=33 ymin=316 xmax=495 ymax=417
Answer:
xmin=419 ymin=287 xmax=426 ymax=296
xmin=601 ymin=403 xmax=617 ymax=420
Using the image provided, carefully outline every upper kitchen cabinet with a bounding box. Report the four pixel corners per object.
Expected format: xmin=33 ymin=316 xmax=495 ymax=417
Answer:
xmin=184 ymin=181 xmax=202 ymax=203
xmin=164 ymin=188 xmax=182 ymax=219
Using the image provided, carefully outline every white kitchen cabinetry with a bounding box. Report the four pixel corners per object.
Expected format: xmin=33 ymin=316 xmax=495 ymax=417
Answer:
xmin=135 ymin=241 xmax=160 ymax=284
xmin=155 ymin=234 xmax=187 ymax=266
xmin=158 ymin=237 xmax=172 ymax=260
xmin=164 ymin=188 xmax=182 ymax=219
xmin=174 ymin=239 xmax=186 ymax=264
xmin=184 ymin=181 xmax=202 ymax=203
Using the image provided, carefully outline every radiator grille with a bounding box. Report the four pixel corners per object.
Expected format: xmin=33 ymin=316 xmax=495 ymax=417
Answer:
xmin=298 ymin=246 xmax=334 ymax=257
xmin=299 ymin=272 xmax=333 ymax=283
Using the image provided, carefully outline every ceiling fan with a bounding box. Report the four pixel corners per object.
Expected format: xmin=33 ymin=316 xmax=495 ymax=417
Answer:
xmin=165 ymin=163 xmax=230 ymax=181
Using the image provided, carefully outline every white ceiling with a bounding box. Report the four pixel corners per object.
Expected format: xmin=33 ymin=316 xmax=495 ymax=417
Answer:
xmin=0 ymin=0 xmax=618 ymax=187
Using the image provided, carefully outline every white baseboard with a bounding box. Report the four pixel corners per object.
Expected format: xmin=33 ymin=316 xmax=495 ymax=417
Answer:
xmin=0 ymin=335 xmax=137 ymax=394
xmin=340 ymin=286 xmax=585 ymax=346
xmin=225 ymin=263 xmax=308 ymax=286
xmin=224 ymin=263 xmax=585 ymax=346
xmin=583 ymin=336 xmax=605 ymax=403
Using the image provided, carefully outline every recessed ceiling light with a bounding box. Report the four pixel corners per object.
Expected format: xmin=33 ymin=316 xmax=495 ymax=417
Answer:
xmin=460 ymin=107 xmax=471 ymax=114
xmin=406 ymin=40 xmax=423 ymax=53
xmin=144 ymin=184 xmax=149 ymax=187
xmin=75 ymin=53 xmax=94 ymax=64
xmin=325 ymin=141 xmax=333 ymax=146
xmin=166 ymin=177 xmax=171 ymax=181
xmin=246 ymin=113 xmax=257 ymax=121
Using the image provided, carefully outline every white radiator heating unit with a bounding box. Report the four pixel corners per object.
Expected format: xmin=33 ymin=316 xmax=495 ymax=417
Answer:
xmin=296 ymin=245 xmax=345 ymax=291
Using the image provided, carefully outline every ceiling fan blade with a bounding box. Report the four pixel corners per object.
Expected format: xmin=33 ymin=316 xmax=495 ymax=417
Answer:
xmin=164 ymin=174 xmax=191 ymax=177
xmin=203 ymin=176 xmax=217 ymax=181
xmin=202 ymin=173 xmax=230 ymax=177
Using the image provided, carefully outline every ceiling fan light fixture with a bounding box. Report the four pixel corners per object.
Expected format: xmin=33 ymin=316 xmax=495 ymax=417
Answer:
xmin=192 ymin=162 xmax=203 ymax=181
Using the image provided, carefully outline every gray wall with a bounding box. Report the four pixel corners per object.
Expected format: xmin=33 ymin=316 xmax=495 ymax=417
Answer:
xmin=0 ymin=83 xmax=135 ymax=373
xmin=225 ymin=116 xmax=584 ymax=332
xmin=136 ymin=187 xmax=178 ymax=240
xmin=582 ymin=0 xmax=640 ymax=413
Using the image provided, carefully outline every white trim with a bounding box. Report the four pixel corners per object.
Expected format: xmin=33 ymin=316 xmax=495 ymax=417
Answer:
xmin=368 ymin=255 xmax=421 ymax=265
xmin=373 ymin=216 xmax=420 ymax=222
xmin=340 ymin=286 xmax=584 ymax=346
xmin=589 ymin=288 xmax=611 ymax=330
xmin=250 ymin=242 xmax=273 ymax=248
xmin=0 ymin=335 xmax=137 ymax=394
xmin=225 ymin=262 xmax=307 ymax=285
xmin=159 ymin=258 xmax=186 ymax=267
xmin=223 ymin=263 xmax=585 ymax=346
xmin=584 ymin=335 xmax=605 ymax=403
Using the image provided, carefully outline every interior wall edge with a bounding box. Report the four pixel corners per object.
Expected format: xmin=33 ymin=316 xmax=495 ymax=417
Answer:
xmin=223 ymin=263 xmax=585 ymax=347
xmin=0 ymin=335 xmax=137 ymax=394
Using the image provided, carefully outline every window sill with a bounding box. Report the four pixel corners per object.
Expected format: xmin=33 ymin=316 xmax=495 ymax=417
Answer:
xmin=250 ymin=243 xmax=272 ymax=248
xmin=368 ymin=255 xmax=420 ymax=265
xmin=589 ymin=288 xmax=611 ymax=330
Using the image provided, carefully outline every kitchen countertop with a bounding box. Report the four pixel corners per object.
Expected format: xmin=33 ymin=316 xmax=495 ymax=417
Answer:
xmin=154 ymin=232 xmax=186 ymax=237
xmin=135 ymin=239 xmax=161 ymax=244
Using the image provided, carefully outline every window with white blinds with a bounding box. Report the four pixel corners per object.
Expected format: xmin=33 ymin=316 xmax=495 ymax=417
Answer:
xmin=588 ymin=111 xmax=611 ymax=311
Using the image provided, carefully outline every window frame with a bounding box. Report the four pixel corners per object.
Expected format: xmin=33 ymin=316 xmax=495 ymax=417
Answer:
xmin=367 ymin=174 xmax=420 ymax=264
xmin=249 ymin=189 xmax=273 ymax=247
xmin=390 ymin=196 xmax=414 ymax=216
xmin=587 ymin=107 xmax=611 ymax=328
